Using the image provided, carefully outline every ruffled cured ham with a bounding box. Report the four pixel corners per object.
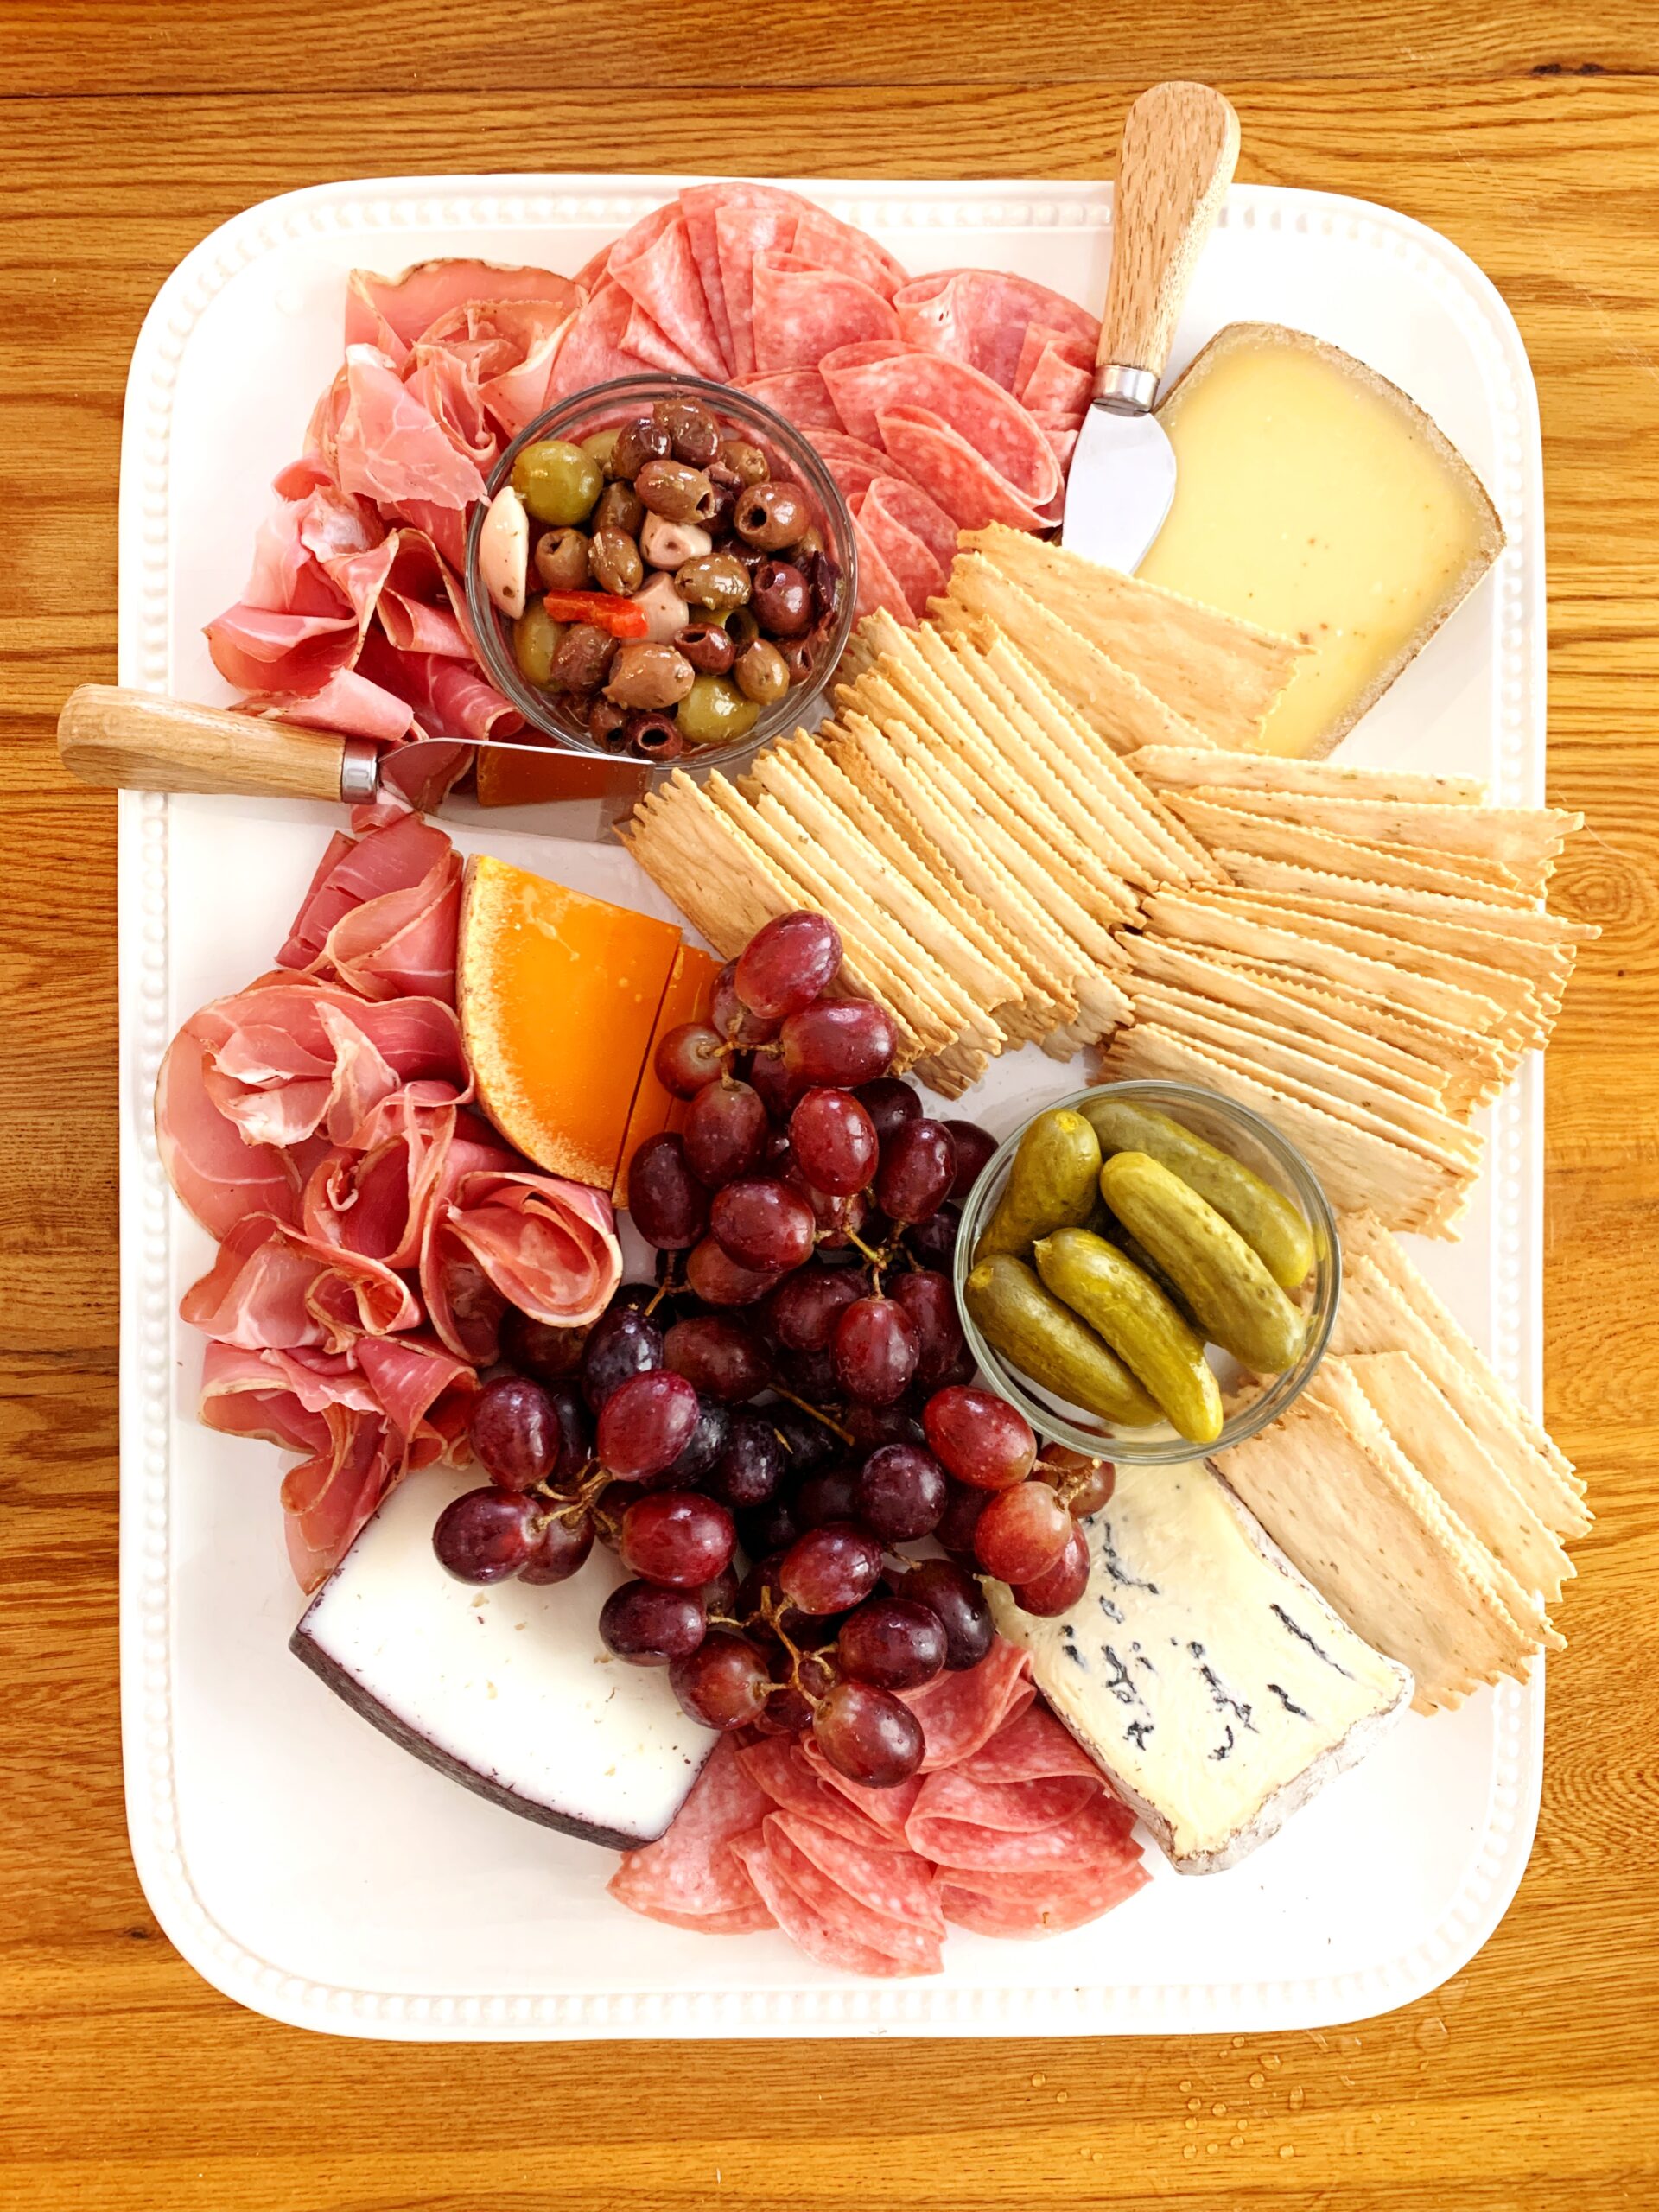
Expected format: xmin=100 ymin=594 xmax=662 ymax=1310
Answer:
xmin=156 ymin=813 xmax=623 ymax=1590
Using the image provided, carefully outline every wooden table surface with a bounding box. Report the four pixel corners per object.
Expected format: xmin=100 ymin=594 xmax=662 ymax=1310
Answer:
xmin=4 ymin=6 xmax=1657 ymax=2207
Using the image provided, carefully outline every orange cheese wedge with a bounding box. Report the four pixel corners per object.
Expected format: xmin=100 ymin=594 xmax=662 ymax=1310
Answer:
xmin=458 ymin=854 xmax=683 ymax=1189
xmin=613 ymin=943 xmax=721 ymax=1205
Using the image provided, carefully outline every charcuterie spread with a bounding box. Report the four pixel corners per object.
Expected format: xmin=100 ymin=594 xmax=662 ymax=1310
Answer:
xmin=124 ymin=149 xmax=1596 ymax=1991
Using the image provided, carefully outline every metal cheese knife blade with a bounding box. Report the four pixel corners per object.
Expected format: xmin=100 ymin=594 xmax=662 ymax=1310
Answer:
xmin=1062 ymin=81 xmax=1240 ymax=574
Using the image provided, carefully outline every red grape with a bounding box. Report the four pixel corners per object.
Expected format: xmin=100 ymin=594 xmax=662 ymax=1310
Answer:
xmin=833 ymin=1296 xmax=919 ymax=1405
xmin=892 ymin=1268 xmax=971 ymax=1393
xmin=597 ymin=1369 xmax=701 ymax=1480
xmin=620 ymin=1489 xmax=735 ymax=1586
xmin=670 ymin=1632 xmax=772 ymax=1729
xmin=899 ymin=1558 xmax=994 ymax=1670
xmin=769 ymin=1264 xmax=863 ymax=1351
xmin=702 ymin=1410 xmax=787 ymax=1510
xmin=906 ymin=1202 xmax=960 ymax=1270
xmin=812 ymin=1679 xmax=925 ymax=1788
xmin=974 ymin=1480 xmax=1071 ymax=1582
xmin=659 ymin=1395 xmax=729 ymax=1486
xmin=683 ymin=1078 xmax=769 ymax=1186
xmin=518 ymin=1508 xmax=595 ymax=1586
xmin=842 ymin=1402 xmax=925 ymax=1452
xmin=775 ymin=1341 xmax=838 ymax=1402
xmin=433 ymin=1488 xmax=537 ymax=1583
xmin=854 ymin=1443 xmax=947 ymax=1542
xmin=684 ymin=1236 xmax=780 ymax=1307
xmin=778 ymin=1522 xmax=884 ymax=1615
xmin=735 ymin=910 xmax=842 ymax=1020
xmin=710 ymin=1176 xmax=815 ymax=1271
xmin=741 ymin=1496 xmax=802 ymax=1560
xmin=933 ymin=1475 xmax=988 ymax=1559
xmin=789 ymin=1088 xmax=878 ymax=1197
xmin=756 ymin=1643 xmax=836 ymax=1735
xmin=747 ymin=1046 xmax=799 ymax=1122
xmin=793 ymin=1463 xmax=860 ymax=1530
xmin=702 ymin=1561 xmax=741 ymax=1619
xmin=468 ymin=1375 xmax=557 ymax=1492
xmin=499 ymin=1306 xmax=589 ymax=1383
xmin=1009 ymin=1521 xmax=1090 ymax=1614
xmin=779 ymin=999 xmax=898 ymax=1089
xmin=580 ymin=1305 xmax=664 ymax=1414
xmin=837 ymin=1597 xmax=947 ymax=1691
xmin=944 ymin=1119 xmax=998 ymax=1200
xmin=772 ymin=1403 xmax=836 ymax=1478
xmin=924 ymin=1385 xmax=1037 ymax=1490
xmin=654 ymin=1020 xmax=727 ymax=1098
xmin=855 ymin=1077 xmax=920 ymax=1147
xmin=874 ymin=1118 xmax=957 ymax=1226
xmin=710 ymin=961 xmax=780 ymax=1046
xmin=599 ymin=1580 xmax=706 ymax=1665
xmin=1035 ymin=1448 xmax=1117 ymax=1518
xmin=627 ymin=1132 xmax=710 ymax=1250
xmin=663 ymin=1313 xmax=772 ymax=1402
xmin=791 ymin=1176 xmax=868 ymax=1250
xmin=543 ymin=1382 xmax=593 ymax=1485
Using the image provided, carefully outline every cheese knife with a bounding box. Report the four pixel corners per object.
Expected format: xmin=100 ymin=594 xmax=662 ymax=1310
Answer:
xmin=1061 ymin=79 xmax=1240 ymax=573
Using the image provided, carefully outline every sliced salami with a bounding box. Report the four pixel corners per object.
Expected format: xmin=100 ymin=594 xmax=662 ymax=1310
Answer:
xmin=875 ymin=406 xmax=1055 ymax=532
xmin=852 ymin=492 xmax=947 ymax=624
xmin=738 ymin=1735 xmax=903 ymax=1852
xmin=799 ymin=1732 xmax=924 ymax=1837
xmin=772 ymin=1813 xmax=944 ymax=1934
xmin=938 ymin=1857 xmax=1147 ymax=1940
xmin=734 ymin=369 xmax=846 ymax=435
xmin=620 ymin=295 xmax=706 ymax=381
xmin=906 ymin=1766 xmax=1102 ymax=1838
xmin=729 ymin=1828 xmax=927 ymax=1977
xmin=898 ymin=1638 xmax=1033 ymax=1770
xmin=765 ymin=1821 xmax=944 ymax=1971
xmin=677 ymin=182 xmax=742 ymax=372
xmin=607 ymin=1737 xmax=774 ymax=1925
xmin=821 ymin=345 xmax=1061 ymax=505
xmin=892 ymin=268 xmax=1097 ymax=392
xmin=608 ymin=210 xmax=728 ymax=382
xmin=546 ymin=283 xmax=649 ymax=403
xmin=851 ymin=512 xmax=918 ymax=626
xmin=787 ymin=206 xmax=910 ymax=302
xmin=808 ymin=429 xmax=918 ymax=505
xmin=1014 ymin=328 xmax=1096 ymax=417
xmin=906 ymin=1789 xmax=1135 ymax=1873
xmin=751 ymin=251 xmax=900 ymax=376
xmin=958 ymin=1701 xmax=1105 ymax=1787
xmin=715 ymin=187 xmax=804 ymax=378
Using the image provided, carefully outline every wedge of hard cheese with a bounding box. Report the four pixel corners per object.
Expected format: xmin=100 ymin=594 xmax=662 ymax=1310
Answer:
xmin=1139 ymin=322 xmax=1504 ymax=760
xmin=988 ymin=1459 xmax=1412 ymax=1873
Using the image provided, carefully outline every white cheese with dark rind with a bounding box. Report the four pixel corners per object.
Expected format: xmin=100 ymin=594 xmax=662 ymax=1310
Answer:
xmin=291 ymin=1470 xmax=715 ymax=1851
xmin=989 ymin=1459 xmax=1412 ymax=1872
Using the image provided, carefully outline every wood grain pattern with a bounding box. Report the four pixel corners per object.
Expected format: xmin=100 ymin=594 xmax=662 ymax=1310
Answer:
xmin=1099 ymin=81 xmax=1239 ymax=382
xmin=56 ymin=687 xmax=353 ymax=803
xmin=3 ymin=10 xmax=1658 ymax=2208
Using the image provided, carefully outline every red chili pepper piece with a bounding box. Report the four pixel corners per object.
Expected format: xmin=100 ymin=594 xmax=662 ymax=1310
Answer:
xmin=542 ymin=590 xmax=649 ymax=639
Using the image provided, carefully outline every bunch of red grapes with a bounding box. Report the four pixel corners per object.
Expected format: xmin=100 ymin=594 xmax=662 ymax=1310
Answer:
xmin=433 ymin=911 xmax=1114 ymax=1789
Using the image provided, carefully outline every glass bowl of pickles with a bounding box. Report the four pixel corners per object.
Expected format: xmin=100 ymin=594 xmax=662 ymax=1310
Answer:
xmin=953 ymin=1080 xmax=1341 ymax=1466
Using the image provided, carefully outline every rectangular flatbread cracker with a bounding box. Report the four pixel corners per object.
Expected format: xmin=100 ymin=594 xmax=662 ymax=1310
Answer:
xmin=1165 ymin=787 xmax=1580 ymax=879
xmin=1128 ymin=744 xmax=1487 ymax=806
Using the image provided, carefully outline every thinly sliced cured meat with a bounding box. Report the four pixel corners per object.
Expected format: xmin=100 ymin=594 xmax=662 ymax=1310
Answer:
xmin=957 ymin=1701 xmax=1106 ymax=1787
xmin=204 ymin=602 xmax=360 ymax=701
xmin=798 ymin=1734 xmax=923 ymax=1838
xmin=875 ymin=406 xmax=1055 ymax=532
xmin=344 ymin=261 xmax=582 ymax=364
xmin=906 ymin=1789 xmax=1135 ymax=1874
xmin=938 ymin=1857 xmax=1148 ymax=1939
xmin=728 ymin=1828 xmax=929 ymax=1978
xmin=737 ymin=1736 xmax=902 ymax=1851
xmin=280 ymin=1405 xmax=397 ymax=1592
xmin=851 ymin=512 xmax=918 ymax=626
xmin=858 ymin=474 xmax=960 ymax=575
xmin=546 ymin=283 xmax=651 ymax=403
xmin=181 ymin=1211 xmax=423 ymax=1352
xmin=787 ymin=207 xmax=909 ymax=302
xmin=677 ymin=182 xmax=743 ymax=372
xmin=353 ymin=1331 xmax=475 ymax=1454
xmin=822 ymin=345 xmax=1061 ymax=505
xmin=154 ymin=1031 xmax=300 ymax=1239
xmin=302 ymin=1090 xmax=457 ymax=1271
xmin=238 ymin=670 xmax=416 ymax=746
xmin=898 ymin=1638 xmax=1033 ymax=1770
xmin=905 ymin=1765 xmax=1101 ymax=1839
xmin=764 ymin=1818 xmax=943 ymax=1971
xmin=1013 ymin=326 xmax=1095 ymax=417
xmin=279 ymin=810 xmax=454 ymax=971
xmin=353 ymin=633 xmax=521 ymax=746
xmin=892 ymin=268 xmax=1096 ymax=392
xmin=283 ymin=810 xmax=463 ymax=1003
xmin=607 ymin=1738 xmax=772 ymax=1926
xmin=751 ymin=251 xmax=900 ymax=376
xmin=609 ymin=208 xmax=728 ymax=381
xmin=770 ymin=1813 xmax=943 ymax=1936
xmin=422 ymin=1165 xmax=621 ymax=1361
xmin=807 ymin=429 xmax=918 ymax=505
xmin=715 ymin=186 xmax=803 ymax=378
xmin=851 ymin=486 xmax=947 ymax=620
xmin=334 ymin=346 xmax=487 ymax=513
xmin=620 ymin=296 xmax=706 ymax=380
xmin=734 ymin=369 xmax=845 ymax=435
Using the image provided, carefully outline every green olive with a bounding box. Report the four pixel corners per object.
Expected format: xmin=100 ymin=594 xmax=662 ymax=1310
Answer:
xmin=512 ymin=603 xmax=565 ymax=688
xmin=512 ymin=439 xmax=604 ymax=528
xmin=581 ymin=429 xmax=620 ymax=476
xmin=677 ymin=673 xmax=760 ymax=748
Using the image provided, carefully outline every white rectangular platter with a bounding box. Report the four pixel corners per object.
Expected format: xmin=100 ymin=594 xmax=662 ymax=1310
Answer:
xmin=119 ymin=174 xmax=1545 ymax=2039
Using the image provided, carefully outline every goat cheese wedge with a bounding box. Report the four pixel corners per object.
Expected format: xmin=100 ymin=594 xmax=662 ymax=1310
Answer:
xmin=291 ymin=1470 xmax=715 ymax=1850
xmin=989 ymin=1459 xmax=1412 ymax=1873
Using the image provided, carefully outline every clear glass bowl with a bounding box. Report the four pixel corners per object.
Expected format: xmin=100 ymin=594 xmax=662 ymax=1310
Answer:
xmin=952 ymin=1079 xmax=1341 ymax=1465
xmin=464 ymin=374 xmax=857 ymax=775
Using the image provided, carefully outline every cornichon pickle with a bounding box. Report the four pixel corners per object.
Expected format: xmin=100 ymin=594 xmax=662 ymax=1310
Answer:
xmin=973 ymin=1108 xmax=1102 ymax=1264
xmin=1099 ymin=1151 xmax=1306 ymax=1375
xmin=1034 ymin=1228 xmax=1224 ymax=1446
xmin=1078 ymin=1098 xmax=1315 ymax=1291
xmin=964 ymin=1254 xmax=1160 ymax=1427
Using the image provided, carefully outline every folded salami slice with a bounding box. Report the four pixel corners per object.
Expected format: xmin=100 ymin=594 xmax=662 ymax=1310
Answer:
xmin=854 ymin=477 xmax=952 ymax=615
xmin=876 ymin=407 xmax=1055 ymax=532
xmin=823 ymin=346 xmax=1061 ymax=506
xmin=607 ymin=207 xmax=728 ymax=381
xmin=715 ymin=188 xmax=804 ymax=378
xmin=1014 ymin=327 xmax=1096 ymax=417
xmin=851 ymin=512 xmax=918 ymax=626
xmin=938 ymin=1855 xmax=1147 ymax=1939
xmin=738 ymin=1735 xmax=903 ymax=1851
xmin=620 ymin=296 xmax=706 ymax=381
xmin=607 ymin=1738 xmax=774 ymax=1929
xmin=799 ymin=1732 xmax=924 ymax=1837
xmin=677 ymin=182 xmax=744 ymax=372
xmin=892 ymin=267 xmax=1097 ymax=392
xmin=546 ymin=283 xmax=652 ymax=402
xmin=906 ymin=1789 xmax=1134 ymax=1872
xmin=906 ymin=1766 xmax=1101 ymax=1839
xmin=762 ymin=1827 xmax=940 ymax=1970
xmin=898 ymin=1639 xmax=1033 ymax=1770
xmin=734 ymin=369 xmax=846 ymax=435
xmin=808 ymin=429 xmax=918 ymax=504
xmin=752 ymin=251 xmax=900 ymax=375
xmin=858 ymin=473 xmax=961 ymax=575
xmin=729 ymin=1828 xmax=927 ymax=1976
xmin=957 ymin=1701 xmax=1105 ymax=1787
xmin=787 ymin=206 xmax=910 ymax=302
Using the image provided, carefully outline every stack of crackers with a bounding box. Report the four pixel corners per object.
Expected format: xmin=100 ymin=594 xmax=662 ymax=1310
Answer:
xmin=620 ymin=613 xmax=1220 ymax=1095
xmin=1215 ymin=1212 xmax=1589 ymax=1712
xmin=1097 ymin=747 xmax=1592 ymax=1236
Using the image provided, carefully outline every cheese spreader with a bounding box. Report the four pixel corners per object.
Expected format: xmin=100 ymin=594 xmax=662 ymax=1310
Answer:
xmin=1061 ymin=80 xmax=1239 ymax=575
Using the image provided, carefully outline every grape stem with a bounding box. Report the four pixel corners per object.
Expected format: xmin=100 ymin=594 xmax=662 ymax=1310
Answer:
xmin=842 ymin=1227 xmax=889 ymax=1284
xmin=644 ymin=1265 xmax=677 ymax=1318
xmin=769 ymin=1385 xmax=855 ymax=1446
xmin=541 ymin=1458 xmax=611 ymax=1525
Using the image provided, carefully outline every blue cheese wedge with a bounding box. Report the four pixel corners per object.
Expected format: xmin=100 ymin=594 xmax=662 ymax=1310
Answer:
xmin=988 ymin=1459 xmax=1413 ymax=1872
xmin=291 ymin=1470 xmax=715 ymax=1850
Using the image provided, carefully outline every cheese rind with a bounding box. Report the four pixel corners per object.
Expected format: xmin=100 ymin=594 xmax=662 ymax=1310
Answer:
xmin=989 ymin=1459 xmax=1412 ymax=1872
xmin=1140 ymin=323 xmax=1503 ymax=760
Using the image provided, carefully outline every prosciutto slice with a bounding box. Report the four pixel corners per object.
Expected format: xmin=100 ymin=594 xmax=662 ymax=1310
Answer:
xmin=422 ymin=1164 xmax=621 ymax=1363
xmin=344 ymin=260 xmax=582 ymax=365
xmin=154 ymin=1029 xmax=299 ymax=1239
xmin=334 ymin=346 xmax=487 ymax=513
xmin=279 ymin=805 xmax=462 ymax=1002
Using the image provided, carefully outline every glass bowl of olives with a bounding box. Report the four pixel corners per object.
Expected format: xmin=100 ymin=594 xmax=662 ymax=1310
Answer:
xmin=952 ymin=1080 xmax=1341 ymax=1466
xmin=465 ymin=374 xmax=858 ymax=767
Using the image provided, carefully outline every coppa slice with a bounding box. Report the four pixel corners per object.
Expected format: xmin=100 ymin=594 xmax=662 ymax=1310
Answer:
xmin=988 ymin=1460 xmax=1412 ymax=1872
xmin=292 ymin=1468 xmax=715 ymax=1848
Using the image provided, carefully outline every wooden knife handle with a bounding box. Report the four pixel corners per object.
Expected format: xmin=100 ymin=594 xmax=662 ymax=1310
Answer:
xmin=1097 ymin=81 xmax=1240 ymax=395
xmin=57 ymin=685 xmax=368 ymax=803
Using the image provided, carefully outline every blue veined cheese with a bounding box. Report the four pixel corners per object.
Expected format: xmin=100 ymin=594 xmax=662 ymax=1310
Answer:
xmin=988 ymin=1460 xmax=1413 ymax=1872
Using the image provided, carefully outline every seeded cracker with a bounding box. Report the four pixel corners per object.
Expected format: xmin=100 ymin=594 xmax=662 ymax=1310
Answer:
xmin=1129 ymin=744 xmax=1487 ymax=807
xmin=1161 ymin=787 xmax=1581 ymax=885
xmin=1220 ymin=864 xmax=1597 ymax=945
xmin=1163 ymin=793 xmax=1531 ymax=901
